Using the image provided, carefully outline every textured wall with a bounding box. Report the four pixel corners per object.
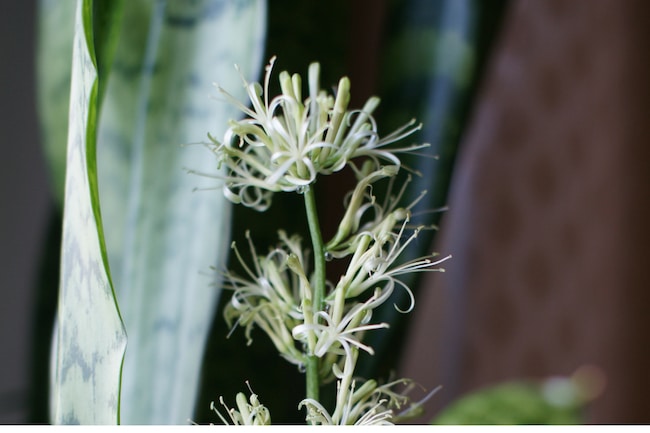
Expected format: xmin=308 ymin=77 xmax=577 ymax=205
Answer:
xmin=402 ymin=0 xmax=650 ymax=424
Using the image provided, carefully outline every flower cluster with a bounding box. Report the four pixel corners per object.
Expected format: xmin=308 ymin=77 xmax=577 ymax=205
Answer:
xmin=208 ymin=56 xmax=427 ymax=211
xmin=222 ymin=230 xmax=307 ymax=367
xmin=210 ymin=58 xmax=449 ymax=425
xmin=220 ymin=174 xmax=449 ymax=424
xmin=300 ymin=378 xmax=440 ymax=425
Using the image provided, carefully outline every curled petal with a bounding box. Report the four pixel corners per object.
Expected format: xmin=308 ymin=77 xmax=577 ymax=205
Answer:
xmin=201 ymin=57 xmax=425 ymax=211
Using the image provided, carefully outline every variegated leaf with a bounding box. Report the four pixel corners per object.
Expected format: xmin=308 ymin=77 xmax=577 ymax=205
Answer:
xmin=50 ymin=0 xmax=127 ymax=424
xmin=96 ymin=0 xmax=267 ymax=424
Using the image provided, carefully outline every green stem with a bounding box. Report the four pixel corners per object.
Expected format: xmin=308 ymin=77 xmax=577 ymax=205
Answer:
xmin=303 ymin=185 xmax=326 ymax=417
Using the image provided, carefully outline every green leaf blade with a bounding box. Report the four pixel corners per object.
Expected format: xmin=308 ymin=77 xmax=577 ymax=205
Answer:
xmin=51 ymin=0 xmax=127 ymax=424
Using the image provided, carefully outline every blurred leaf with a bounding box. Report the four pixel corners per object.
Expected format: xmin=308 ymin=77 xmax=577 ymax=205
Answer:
xmin=432 ymin=376 xmax=590 ymax=425
xmin=95 ymin=0 xmax=267 ymax=424
xmin=358 ymin=0 xmax=509 ymax=381
xmin=50 ymin=0 xmax=127 ymax=424
xmin=36 ymin=0 xmax=76 ymax=206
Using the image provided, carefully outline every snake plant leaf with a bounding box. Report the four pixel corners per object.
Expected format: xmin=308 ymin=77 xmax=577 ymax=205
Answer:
xmin=36 ymin=0 xmax=123 ymax=206
xmin=36 ymin=0 xmax=75 ymax=206
xmin=50 ymin=0 xmax=127 ymax=424
xmin=95 ymin=0 xmax=266 ymax=424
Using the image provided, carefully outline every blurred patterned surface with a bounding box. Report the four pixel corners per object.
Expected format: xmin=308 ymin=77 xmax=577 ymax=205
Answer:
xmin=402 ymin=0 xmax=650 ymax=424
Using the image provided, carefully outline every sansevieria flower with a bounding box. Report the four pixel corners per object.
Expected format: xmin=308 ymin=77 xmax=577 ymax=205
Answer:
xmin=205 ymin=58 xmax=449 ymax=425
xmin=208 ymin=56 xmax=428 ymax=211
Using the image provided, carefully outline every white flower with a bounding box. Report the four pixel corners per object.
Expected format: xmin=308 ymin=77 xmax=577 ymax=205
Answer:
xmin=325 ymin=164 xmax=400 ymax=253
xmin=212 ymin=386 xmax=271 ymax=425
xmin=330 ymin=209 xmax=450 ymax=314
xmin=298 ymin=378 xmax=434 ymax=425
xmin=223 ymin=230 xmax=308 ymax=366
xmin=208 ymin=56 xmax=428 ymax=211
xmin=292 ymin=289 xmax=390 ymax=362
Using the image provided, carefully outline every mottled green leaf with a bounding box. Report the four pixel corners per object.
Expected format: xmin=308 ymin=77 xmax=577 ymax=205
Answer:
xmin=95 ymin=0 xmax=267 ymax=424
xmin=50 ymin=0 xmax=127 ymax=424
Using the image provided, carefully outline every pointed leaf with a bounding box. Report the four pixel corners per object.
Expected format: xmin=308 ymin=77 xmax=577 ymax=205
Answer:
xmin=50 ymin=0 xmax=127 ymax=424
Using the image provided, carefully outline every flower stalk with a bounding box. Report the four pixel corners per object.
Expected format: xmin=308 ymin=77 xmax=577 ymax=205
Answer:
xmin=302 ymin=185 xmax=325 ymax=409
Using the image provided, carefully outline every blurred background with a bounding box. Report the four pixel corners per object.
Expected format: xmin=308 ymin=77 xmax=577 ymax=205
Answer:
xmin=1 ymin=0 xmax=649 ymax=424
xmin=0 ymin=0 xmax=51 ymax=423
xmin=399 ymin=0 xmax=650 ymax=424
